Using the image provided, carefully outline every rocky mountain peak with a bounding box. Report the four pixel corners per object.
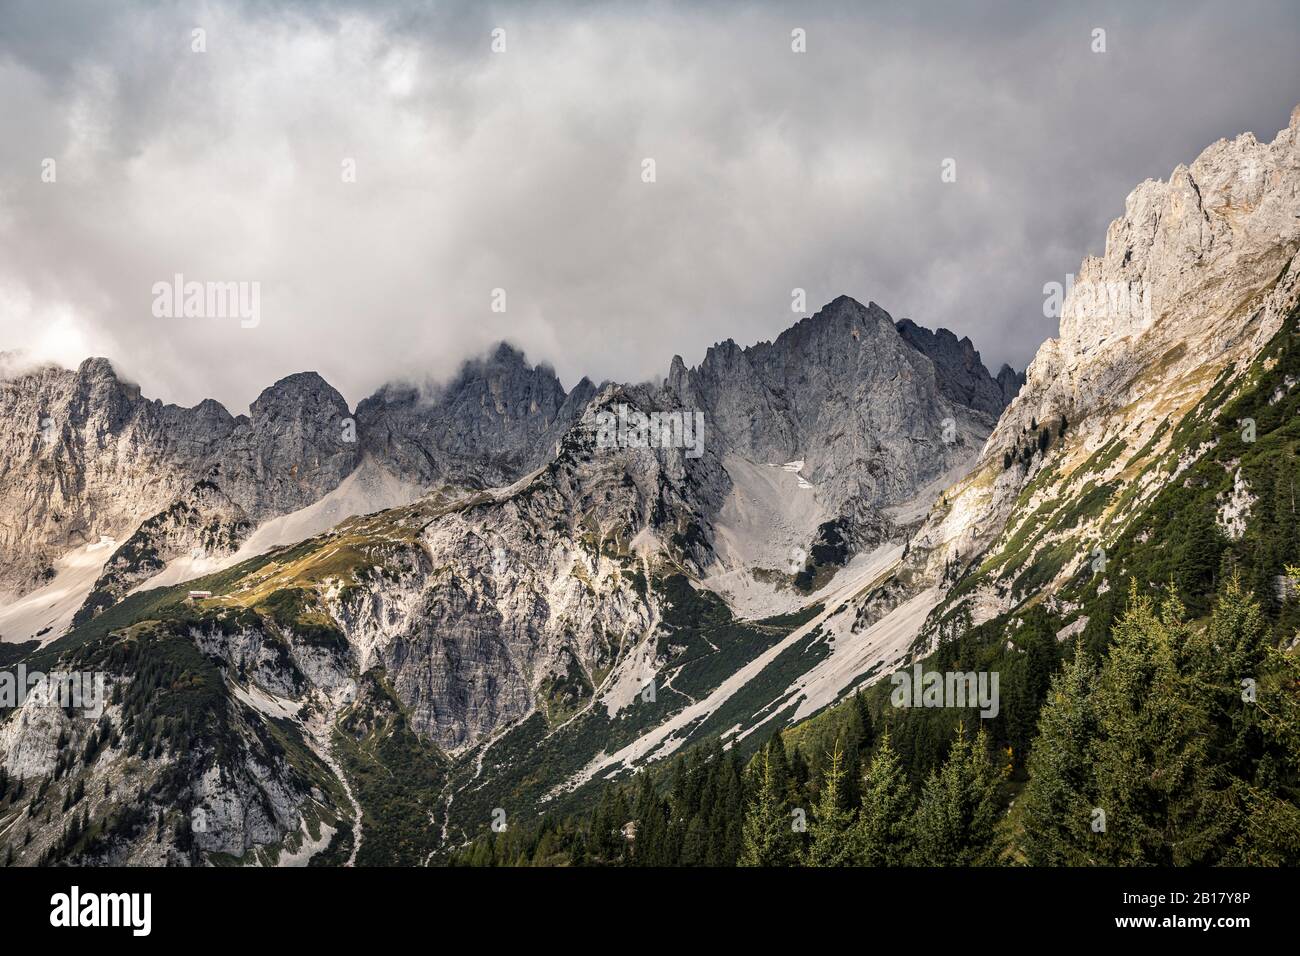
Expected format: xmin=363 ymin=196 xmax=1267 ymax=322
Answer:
xmin=995 ymin=363 xmax=1026 ymax=406
xmin=667 ymin=354 xmax=688 ymax=392
xmin=356 ymin=342 xmax=587 ymax=487
xmin=74 ymin=356 xmax=119 ymax=382
xmin=68 ymin=356 xmax=142 ymax=412
xmin=896 ymin=104 xmax=1300 ymax=640
xmin=787 ymin=295 xmax=898 ymax=344
xmin=992 ymin=105 xmax=1300 ymax=459
xmin=249 ymin=371 xmax=349 ymax=419
xmin=666 ymin=295 xmax=999 ymax=523
xmin=485 ymin=340 xmax=530 ymax=366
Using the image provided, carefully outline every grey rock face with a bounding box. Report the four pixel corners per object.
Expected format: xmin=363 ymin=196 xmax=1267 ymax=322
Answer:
xmin=211 ymin=371 xmax=360 ymax=522
xmin=3 ymin=341 xmax=603 ymax=630
xmin=995 ymin=363 xmax=1026 ymax=406
xmin=79 ymin=481 xmax=252 ymax=616
xmin=894 ymin=317 xmax=1013 ymax=416
xmin=357 ymin=343 xmax=595 ymax=488
xmin=668 ymin=295 xmax=997 ymax=520
xmin=971 ymin=104 xmax=1300 ymax=569
xmin=78 ymin=372 xmax=360 ymax=618
xmin=0 ymin=357 xmax=236 ymax=598
xmin=899 ymin=104 xmax=1300 ymax=634
xmin=325 ymin=383 xmax=729 ymax=749
xmin=0 ymin=647 xmax=348 ymax=865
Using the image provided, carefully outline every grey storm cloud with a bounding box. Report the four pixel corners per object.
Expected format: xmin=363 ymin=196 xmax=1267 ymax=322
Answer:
xmin=0 ymin=0 xmax=1297 ymax=412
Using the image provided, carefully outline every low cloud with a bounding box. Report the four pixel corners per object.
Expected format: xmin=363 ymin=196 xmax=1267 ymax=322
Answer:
xmin=0 ymin=0 xmax=1296 ymax=411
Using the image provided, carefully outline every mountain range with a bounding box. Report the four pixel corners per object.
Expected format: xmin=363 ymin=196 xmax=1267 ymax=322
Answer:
xmin=1 ymin=104 xmax=1297 ymax=867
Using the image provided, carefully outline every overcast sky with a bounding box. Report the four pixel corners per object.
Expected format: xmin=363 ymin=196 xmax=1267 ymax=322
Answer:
xmin=1 ymin=0 xmax=1297 ymax=412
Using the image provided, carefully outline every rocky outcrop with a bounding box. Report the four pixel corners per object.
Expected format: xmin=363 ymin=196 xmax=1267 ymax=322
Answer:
xmin=335 ymin=383 xmax=729 ymax=749
xmin=209 ymin=371 xmax=360 ymax=521
xmin=1 ymin=344 xmax=601 ymax=631
xmin=75 ymin=372 xmax=361 ymax=619
xmin=5 ymin=297 xmax=1001 ymax=634
xmin=997 ymin=105 xmax=1300 ymax=461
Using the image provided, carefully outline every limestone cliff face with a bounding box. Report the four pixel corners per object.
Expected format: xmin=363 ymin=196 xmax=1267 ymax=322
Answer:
xmin=894 ymin=317 xmax=1013 ymax=417
xmin=72 ymin=372 xmax=361 ymax=621
xmin=210 ymin=371 xmax=361 ymax=522
xmin=0 ymin=629 xmax=351 ymax=865
xmin=2 ymin=296 xmax=1009 ymax=797
xmin=5 ymin=301 xmax=998 ymax=639
xmin=1008 ymin=104 xmax=1300 ymax=453
xmin=667 ymin=295 xmax=1001 ymax=525
xmin=0 ymin=357 xmax=235 ymax=598
xmin=334 ymin=383 xmax=728 ymax=750
xmin=356 ymin=343 xmax=597 ymax=488
xmin=995 ymin=364 xmax=1026 ymax=407
xmin=94 ymin=301 xmax=991 ymax=757
xmin=898 ymin=105 xmax=1300 ymax=634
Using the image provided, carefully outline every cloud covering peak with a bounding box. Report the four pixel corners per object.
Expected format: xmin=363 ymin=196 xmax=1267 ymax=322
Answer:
xmin=1 ymin=0 xmax=1296 ymax=411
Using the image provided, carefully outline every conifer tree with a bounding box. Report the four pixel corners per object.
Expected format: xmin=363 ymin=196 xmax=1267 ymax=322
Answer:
xmin=1202 ymin=570 xmax=1300 ymax=864
xmin=1020 ymin=648 xmax=1099 ymax=865
xmin=1181 ymin=571 xmax=1269 ymax=775
xmin=911 ymin=726 xmax=1005 ymax=866
xmin=632 ymin=772 xmax=669 ymax=866
xmin=718 ymin=745 xmax=746 ymax=865
xmin=1088 ymin=586 xmax=1217 ymax=865
xmin=681 ymin=814 xmax=709 ymax=866
xmin=851 ymin=731 xmax=912 ymax=866
xmin=851 ymin=689 xmax=876 ymax=753
xmin=590 ymin=785 xmax=625 ymax=864
xmin=1177 ymin=506 xmax=1222 ymax=616
xmin=836 ymin=729 xmax=862 ymax=812
xmin=764 ymin=730 xmax=792 ymax=795
xmin=804 ymin=741 xmax=855 ymax=866
xmin=739 ymin=746 xmax=796 ymax=867
xmin=788 ymin=746 xmax=810 ymax=803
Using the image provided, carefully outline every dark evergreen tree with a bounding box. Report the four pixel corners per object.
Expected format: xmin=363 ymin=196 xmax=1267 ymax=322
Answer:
xmin=852 ymin=731 xmax=912 ymax=866
xmin=739 ymin=744 xmax=796 ymax=867
xmin=1021 ymin=648 xmax=1099 ymax=865
xmin=1177 ymin=505 xmax=1223 ymax=616
xmin=1088 ymin=587 xmax=1218 ymax=864
xmin=632 ymin=772 xmax=669 ymax=866
xmin=911 ymin=726 xmax=1005 ymax=866
xmin=804 ymin=741 xmax=855 ymax=866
